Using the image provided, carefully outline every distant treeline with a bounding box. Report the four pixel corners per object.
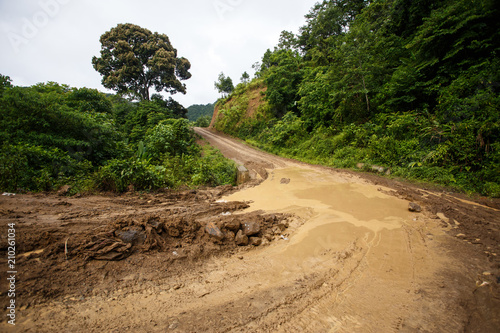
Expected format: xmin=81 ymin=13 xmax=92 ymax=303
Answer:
xmin=187 ymin=103 xmax=215 ymax=122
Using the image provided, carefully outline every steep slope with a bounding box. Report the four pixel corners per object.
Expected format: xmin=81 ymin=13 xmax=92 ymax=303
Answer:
xmin=210 ymin=80 xmax=267 ymax=133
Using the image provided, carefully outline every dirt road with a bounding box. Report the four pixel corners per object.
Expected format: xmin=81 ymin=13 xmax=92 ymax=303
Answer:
xmin=1 ymin=128 xmax=499 ymax=332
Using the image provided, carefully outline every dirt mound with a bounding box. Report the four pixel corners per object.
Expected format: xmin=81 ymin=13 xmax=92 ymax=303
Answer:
xmin=0 ymin=187 xmax=290 ymax=312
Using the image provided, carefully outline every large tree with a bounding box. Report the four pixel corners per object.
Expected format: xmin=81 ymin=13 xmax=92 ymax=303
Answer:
xmin=92 ymin=23 xmax=191 ymax=101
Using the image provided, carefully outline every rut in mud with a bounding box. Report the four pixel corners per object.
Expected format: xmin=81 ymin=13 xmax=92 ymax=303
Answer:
xmin=1 ymin=128 xmax=499 ymax=332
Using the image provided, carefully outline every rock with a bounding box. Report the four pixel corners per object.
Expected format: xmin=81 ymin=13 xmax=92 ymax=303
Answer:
xmin=249 ymin=237 xmax=262 ymax=246
xmin=205 ymin=222 xmax=224 ymax=241
xmin=189 ymin=221 xmax=201 ymax=232
xmin=57 ymin=185 xmax=72 ymax=196
xmin=235 ymin=230 xmax=249 ymax=246
xmin=371 ymin=165 xmax=386 ymax=173
xmin=436 ymin=212 xmax=449 ymax=223
xmin=271 ymin=226 xmax=282 ymax=235
xmin=242 ymin=221 xmax=261 ymax=236
xmin=408 ymin=202 xmax=422 ymax=212
xmin=149 ymin=220 xmax=161 ymax=230
xmin=280 ymin=178 xmax=290 ymax=184
xmin=277 ymin=223 xmax=288 ymax=232
xmin=237 ymin=165 xmax=250 ymax=184
xmin=224 ymin=219 xmax=241 ymax=232
xmin=115 ymin=228 xmax=146 ymax=244
xmin=356 ymin=163 xmax=365 ymax=169
xmin=264 ymin=232 xmax=274 ymax=242
xmin=169 ymin=320 xmax=179 ymax=330
xmin=225 ymin=230 xmax=235 ymax=241
xmin=264 ymin=214 xmax=278 ymax=223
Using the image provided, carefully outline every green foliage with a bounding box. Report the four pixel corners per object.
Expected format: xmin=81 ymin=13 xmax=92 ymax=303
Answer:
xmin=67 ymin=87 xmax=113 ymax=114
xmin=263 ymin=112 xmax=306 ymax=147
xmin=93 ymin=145 xmax=236 ymax=192
xmin=121 ymin=97 xmax=187 ymax=143
xmin=187 ymin=103 xmax=215 ymax=122
xmin=0 ymin=78 xmax=237 ymax=193
xmin=240 ymin=72 xmax=250 ymax=84
xmin=214 ymin=72 xmax=234 ymax=97
xmin=145 ymin=118 xmax=197 ymax=161
xmin=176 ymin=146 xmax=237 ymax=187
xmin=0 ymin=83 xmax=121 ymax=165
xmin=0 ymin=74 xmax=12 ymax=96
xmin=298 ymin=0 xmax=367 ymax=64
xmin=262 ymin=49 xmax=303 ymax=117
xmin=92 ymin=23 xmax=191 ymax=101
xmin=213 ymin=81 xmax=259 ymax=134
xmin=215 ymin=105 xmax=246 ymax=134
xmin=0 ymin=143 xmax=92 ymax=192
xmin=212 ymin=0 xmax=499 ymax=197
xmin=94 ymin=158 xmax=168 ymax=192
xmin=194 ymin=115 xmax=211 ymax=128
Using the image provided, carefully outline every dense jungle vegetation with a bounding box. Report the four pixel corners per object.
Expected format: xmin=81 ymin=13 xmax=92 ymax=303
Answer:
xmin=0 ymin=23 xmax=236 ymax=194
xmin=213 ymin=0 xmax=500 ymax=197
xmin=0 ymin=76 xmax=236 ymax=193
xmin=187 ymin=103 xmax=215 ymax=126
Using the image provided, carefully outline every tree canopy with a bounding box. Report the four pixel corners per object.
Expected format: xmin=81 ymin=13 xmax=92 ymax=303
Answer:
xmin=92 ymin=23 xmax=191 ymax=101
xmin=214 ymin=72 xmax=234 ymax=97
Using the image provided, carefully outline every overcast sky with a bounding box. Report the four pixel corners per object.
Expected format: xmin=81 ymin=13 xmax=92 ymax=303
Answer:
xmin=0 ymin=0 xmax=318 ymax=107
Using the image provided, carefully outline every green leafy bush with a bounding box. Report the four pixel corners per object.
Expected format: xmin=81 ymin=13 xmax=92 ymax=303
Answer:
xmin=93 ymin=145 xmax=236 ymax=193
xmin=0 ymin=143 xmax=92 ymax=192
xmin=145 ymin=118 xmax=197 ymax=161
xmin=94 ymin=158 xmax=168 ymax=192
xmin=0 ymin=77 xmax=237 ymax=194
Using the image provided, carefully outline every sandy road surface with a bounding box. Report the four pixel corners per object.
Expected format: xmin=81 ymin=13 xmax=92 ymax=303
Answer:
xmin=0 ymin=128 xmax=499 ymax=332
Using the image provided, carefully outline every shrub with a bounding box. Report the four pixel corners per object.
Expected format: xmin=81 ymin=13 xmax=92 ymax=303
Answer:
xmin=145 ymin=118 xmax=197 ymax=161
xmin=94 ymin=159 xmax=169 ymax=192
xmin=0 ymin=143 xmax=92 ymax=192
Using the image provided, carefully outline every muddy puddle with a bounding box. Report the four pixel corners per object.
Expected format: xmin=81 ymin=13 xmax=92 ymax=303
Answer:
xmin=226 ymin=167 xmax=411 ymax=223
xmin=224 ymin=167 xmax=417 ymax=281
xmin=227 ymin=167 xmax=411 ymax=234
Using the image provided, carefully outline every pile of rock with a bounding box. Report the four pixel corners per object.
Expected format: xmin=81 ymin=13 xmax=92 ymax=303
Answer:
xmin=205 ymin=216 xmax=289 ymax=247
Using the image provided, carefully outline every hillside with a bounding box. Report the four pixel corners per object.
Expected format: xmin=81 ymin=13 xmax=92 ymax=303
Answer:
xmin=210 ymin=79 xmax=267 ymax=130
xmin=187 ymin=102 xmax=215 ymax=122
xmin=210 ymin=0 xmax=500 ymax=197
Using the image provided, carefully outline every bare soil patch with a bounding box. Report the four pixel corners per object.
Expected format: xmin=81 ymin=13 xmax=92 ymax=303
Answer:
xmin=0 ymin=187 xmax=290 ymax=314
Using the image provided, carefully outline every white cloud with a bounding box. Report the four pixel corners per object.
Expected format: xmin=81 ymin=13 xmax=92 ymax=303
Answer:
xmin=0 ymin=0 xmax=318 ymax=106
